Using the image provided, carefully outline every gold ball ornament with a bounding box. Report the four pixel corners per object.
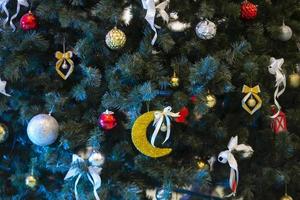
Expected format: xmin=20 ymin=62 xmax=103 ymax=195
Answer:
xmin=170 ymin=72 xmax=180 ymax=88
xmin=160 ymin=123 xmax=167 ymax=132
xmin=0 ymin=123 xmax=9 ymax=143
xmin=105 ymin=27 xmax=126 ymax=50
xmin=197 ymin=160 xmax=206 ymax=170
xmin=25 ymin=175 xmax=37 ymax=188
xmin=289 ymin=73 xmax=300 ymax=88
xmin=280 ymin=194 xmax=293 ymax=200
xmin=206 ymin=94 xmax=217 ymax=108
xmin=247 ymin=97 xmax=257 ymax=107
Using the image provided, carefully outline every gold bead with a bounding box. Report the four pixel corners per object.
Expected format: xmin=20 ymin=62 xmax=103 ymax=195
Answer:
xmin=160 ymin=123 xmax=167 ymax=132
xmin=105 ymin=27 xmax=126 ymax=50
xmin=170 ymin=72 xmax=180 ymax=88
xmin=25 ymin=175 xmax=37 ymax=188
xmin=280 ymin=194 xmax=293 ymax=200
xmin=289 ymin=73 xmax=300 ymax=88
xmin=206 ymin=94 xmax=217 ymax=108
xmin=197 ymin=160 xmax=206 ymax=169
xmin=247 ymin=97 xmax=257 ymax=108
xmin=0 ymin=123 xmax=8 ymax=143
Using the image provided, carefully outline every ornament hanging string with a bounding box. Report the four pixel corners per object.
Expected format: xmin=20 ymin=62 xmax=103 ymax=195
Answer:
xmin=10 ymin=0 xmax=29 ymax=31
xmin=151 ymin=106 xmax=179 ymax=147
xmin=64 ymin=154 xmax=102 ymax=200
xmin=218 ymin=136 xmax=253 ymax=197
xmin=268 ymin=57 xmax=286 ymax=118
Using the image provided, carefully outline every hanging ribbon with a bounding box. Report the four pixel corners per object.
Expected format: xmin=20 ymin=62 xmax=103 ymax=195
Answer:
xmin=64 ymin=154 xmax=102 ymax=200
xmin=218 ymin=136 xmax=253 ymax=197
xmin=241 ymin=85 xmax=262 ymax=115
xmin=151 ymin=106 xmax=180 ymax=147
xmin=0 ymin=0 xmax=10 ymax=29
xmin=9 ymin=0 xmax=29 ymax=31
xmin=55 ymin=51 xmax=74 ymax=80
xmin=141 ymin=0 xmax=170 ymax=45
xmin=0 ymin=78 xmax=11 ymax=96
xmin=268 ymin=57 xmax=286 ymax=118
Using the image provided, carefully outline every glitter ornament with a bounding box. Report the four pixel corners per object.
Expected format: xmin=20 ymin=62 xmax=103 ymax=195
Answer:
xmin=0 ymin=123 xmax=9 ymax=144
xmin=105 ymin=27 xmax=126 ymax=50
xmin=278 ymin=22 xmax=293 ymax=41
xmin=20 ymin=11 xmax=38 ymax=31
xmin=280 ymin=194 xmax=293 ymax=200
xmin=289 ymin=73 xmax=300 ymax=88
xmin=206 ymin=94 xmax=217 ymax=108
xmin=197 ymin=160 xmax=206 ymax=170
xmin=170 ymin=72 xmax=180 ymax=88
xmin=25 ymin=175 xmax=37 ymax=188
xmin=240 ymin=0 xmax=258 ymax=20
xmin=99 ymin=110 xmax=117 ymax=130
xmin=88 ymin=151 xmax=105 ymax=167
xmin=195 ymin=19 xmax=217 ymax=40
xmin=156 ymin=188 xmax=172 ymax=200
xmin=27 ymin=114 xmax=59 ymax=146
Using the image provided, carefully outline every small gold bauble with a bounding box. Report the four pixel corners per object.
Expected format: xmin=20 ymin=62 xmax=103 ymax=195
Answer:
xmin=289 ymin=73 xmax=300 ymax=88
xmin=160 ymin=123 xmax=167 ymax=132
xmin=197 ymin=160 xmax=206 ymax=170
xmin=105 ymin=27 xmax=126 ymax=50
xmin=280 ymin=194 xmax=293 ymax=200
xmin=0 ymin=123 xmax=8 ymax=143
xmin=25 ymin=175 xmax=37 ymax=188
xmin=170 ymin=72 xmax=180 ymax=88
xmin=247 ymin=97 xmax=257 ymax=108
xmin=206 ymin=94 xmax=217 ymax=108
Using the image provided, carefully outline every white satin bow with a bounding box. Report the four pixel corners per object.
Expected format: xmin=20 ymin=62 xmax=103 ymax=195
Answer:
xmin=64 ymin=154 xmax=102 ymax=200
xmin=268 ymin=57 xmax=286 ymax=118
xmin=218 ymin=136 xmax=253 ymax=197
xmin=141 ymin=0 xmax=170 ymax=45
xmin=0 ymin=0 xmax=10 ymax=29
xmin=151 ymin=106 xmax=180 ymax=147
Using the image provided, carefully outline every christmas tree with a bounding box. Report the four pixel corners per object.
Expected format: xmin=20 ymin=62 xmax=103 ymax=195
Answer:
xmin=0 ymin=0 xmax=299 ymax=199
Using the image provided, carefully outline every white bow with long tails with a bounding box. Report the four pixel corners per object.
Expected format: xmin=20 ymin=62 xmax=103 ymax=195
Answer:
xmin=0 ymin=0 xmax=10 ymax=29
xmin=218 ymin=136 xmax=253 ymax=197
xmin=151 ymin=106 xmax=180 ymax=147
xmin=64 ymin=154 xmax=102 ymax=200
xmin=268 ymin=57 xmax=286 ymax=118
xmin=141 ymin=0 xmax=170 ymax=45
xmin=9 ymin=0 xmax=29 ymax=31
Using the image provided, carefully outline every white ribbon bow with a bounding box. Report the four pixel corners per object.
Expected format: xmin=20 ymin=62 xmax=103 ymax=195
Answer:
xmin=268 ymin=57 xmax=286 ymax=118
xmin=218 ymin=136 xmax=253 ymax=197
xmin=141 ymin=0 xmax=170 ymax=45
xmin=151 ymin=106 xmax=180 ymax=147
xmin=9 ymin=0 xmax=29 ymax=31
xmin=64 ymin=154 xmax=102 ymax=200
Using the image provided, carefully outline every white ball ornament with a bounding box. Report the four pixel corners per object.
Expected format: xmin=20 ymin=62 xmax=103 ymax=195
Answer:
xmin=195 ymin=19 xmax=217 ymax=40
xmin=88 ymin=151 xmax=105 ymax=167
xmin=27 ymin=114 xmax=59 ymax=146
xmin=278 ymin=22 xmax=293 ymax=41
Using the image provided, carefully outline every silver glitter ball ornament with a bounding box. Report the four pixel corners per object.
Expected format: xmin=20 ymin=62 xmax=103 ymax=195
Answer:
xmin=278 ymin=23 xmax=293 ymax=41
xmin=27 ymin=114 xmax=59 ymax=146
xmin=195 ymin=19 xmax=217 ymax=40
xmin=88 ymin=151 xmax=105 ymax=167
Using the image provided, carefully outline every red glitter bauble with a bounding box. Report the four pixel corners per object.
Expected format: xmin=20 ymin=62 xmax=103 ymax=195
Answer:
xmin=98 ymin=110 xmax=117 ymax=130
xmin=20 ymin=11 xmax=38 ymax=31
xmin=240 ymin=1 xmax=258 ymax=20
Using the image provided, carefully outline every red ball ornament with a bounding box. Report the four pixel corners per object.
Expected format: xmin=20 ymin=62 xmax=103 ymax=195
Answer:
xmin=99 ymin=110 xmax=117 ymax=130
xmin=240 ymin=0 xmax=258 ymax=20
xmin=20 ymin=11 xmax=38 ymax=31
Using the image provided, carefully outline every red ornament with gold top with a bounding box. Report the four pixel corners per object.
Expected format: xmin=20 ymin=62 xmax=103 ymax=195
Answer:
xmin=20 ymin=11 xmax=38 ymax=31
xmin=270 ymin=106 xmax=287 ymax=134
xmin=240 ymin=0 xmax=258 ymax=20
xmin=98 ymin=110 xmax=117 ymax=130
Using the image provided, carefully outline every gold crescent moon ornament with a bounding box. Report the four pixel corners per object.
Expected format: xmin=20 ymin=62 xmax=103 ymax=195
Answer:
xmin=131 ymin=111 xmax=172 ymax=158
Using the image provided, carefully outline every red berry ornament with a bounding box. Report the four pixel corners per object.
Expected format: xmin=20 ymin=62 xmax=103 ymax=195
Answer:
xmin=20 ymin=11 xmax=38 ymax=31
xmin=240 ymin=0 xmax=258 ymax=20
xmin=99 ymin=110 xmax=117 ymax=130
